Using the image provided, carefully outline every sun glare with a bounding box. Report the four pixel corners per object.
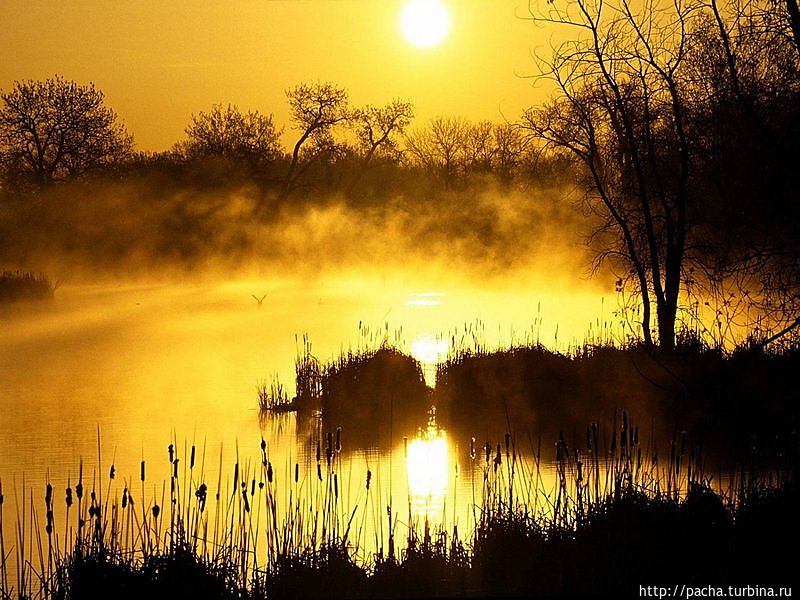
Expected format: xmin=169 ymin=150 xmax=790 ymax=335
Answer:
xmin=406 ymin=414 xmax=449 ymax=519
xmin=400 ymin=0 xmax=451 ymax=48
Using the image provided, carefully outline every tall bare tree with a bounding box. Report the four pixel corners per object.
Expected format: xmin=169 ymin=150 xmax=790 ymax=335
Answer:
xmin=279 ymin=82 xmax=350 ymax=201
xmin=524 ymin=0 xmax=696 ymax=349
xmin=348 ymin=99 xmax=414 ymax=195
xmin=0 ymin=76 xmax=132 ymax=190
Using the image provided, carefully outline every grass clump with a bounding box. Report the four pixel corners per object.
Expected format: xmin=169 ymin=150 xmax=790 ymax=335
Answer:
xmin=0 ymin=270 xmax=56 ymax=303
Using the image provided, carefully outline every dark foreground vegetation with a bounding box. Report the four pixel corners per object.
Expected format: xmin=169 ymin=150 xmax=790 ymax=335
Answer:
xmin=1 ymin=419 xmax=796 ymax=599
xmin=0 ymin=271 xmax=55 ymax=304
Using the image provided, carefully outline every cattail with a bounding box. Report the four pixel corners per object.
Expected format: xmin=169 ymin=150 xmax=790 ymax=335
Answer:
xmin=190 ymin=446 xmax=196 ymax=470
xmin=90 ymin=490 xmax=96 ymax=503
xmin=109 ymin=465 xmax=115 ymax=480
xmin=65 ymin=487 xmax=73 ymax=508
xmin=140 ymin=461 xmax=146 ymax=482
xmin=173 ymin=459 xmax=179 ymax=479
xmin=242 ymin=489 xmax=250 ymax=512
xmin=317 ymin=464 xmax=322 ymax=481
xmin=45 ymin=483 xmax=53 ymax=507
xmin=152 ymin=504 xmax=160 ymax=519
xmin=122 ymin=488 xmax=128 ymax=509
xmin=251 ymin=479 xmax=256 ymax=496
xmin=316 ymin=440 xmax=321 ymax=463
xmin=267 ymin=462 xmax=273 ymax=484
xmin=168 ymin=443 xmax=174 ymax=463
xmin=336 ymin=427 xmax=342 ymax=453
xmin=366 ymin=469 xmax=372 ymax=491
xmin=233 ymin=462 xmax=239 ymax=489
xmin=295 ymin=463 xmax=299 ymax=484
xmin=485 ymin=442 xmax=491 ymax=464
xmin=76 ymin=482 xmax=83 ymax=501
xmin=334 ymin=473 xmax=338 ymax=499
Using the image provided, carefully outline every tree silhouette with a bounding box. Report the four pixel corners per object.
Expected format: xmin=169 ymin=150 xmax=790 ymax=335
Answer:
xmin=524 ymin=0 xmax=697 ymax=350
xmin=405 ymin=116 xmax=469 ymax=188
xmin=279 ymin=82 xmax=350 ymax=202
xmin=0 ymin=76 xmax=132 ymax=190
xmin=181 ymin=104 xmax=282 ymax=167
xmin=348 ymin=99 xmax=414 ymax=195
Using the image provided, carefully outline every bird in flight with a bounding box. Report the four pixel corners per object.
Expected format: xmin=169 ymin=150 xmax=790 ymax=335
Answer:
xmin=252 ymin=294 xmax=267 ymax=307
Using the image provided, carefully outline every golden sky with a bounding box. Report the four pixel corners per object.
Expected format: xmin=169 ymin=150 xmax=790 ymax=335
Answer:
xmin=0 ymin=1 xmax=547 ymax=152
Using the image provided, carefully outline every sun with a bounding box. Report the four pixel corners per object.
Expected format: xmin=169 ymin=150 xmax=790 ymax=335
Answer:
xmin=400 ymin=0 xmax=451 ymax=49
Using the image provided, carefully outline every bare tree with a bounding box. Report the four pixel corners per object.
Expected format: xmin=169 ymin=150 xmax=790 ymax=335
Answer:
xmin=181 ymin=104 xmax=282 ymax=166
xmin=405 ymin=116 xmax=468 ymax=188
xmin=0 ymin=76 xmax=133 ymax=190
xmin=279 ymin=82 xmax=350 ymax=201
xmin=523 ymin=0 xmax=696 ymax=349
xmin=348 ymin=99 xmax=414 ymax=194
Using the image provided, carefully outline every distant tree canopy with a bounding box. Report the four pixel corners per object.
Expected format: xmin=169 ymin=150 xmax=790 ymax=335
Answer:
xmin=0 ymin=76 xmax=133 ymax=190
xmin=181 ymin=104 xmax=282 ymax=168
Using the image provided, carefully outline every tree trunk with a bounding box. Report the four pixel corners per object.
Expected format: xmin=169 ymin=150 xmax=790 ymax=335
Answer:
xmin=787 ymin=0 xmax=800 ymax=59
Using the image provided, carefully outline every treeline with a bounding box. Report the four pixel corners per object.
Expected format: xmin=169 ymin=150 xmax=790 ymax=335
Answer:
xmin=0 ymin=77 xmax=564 ymax=205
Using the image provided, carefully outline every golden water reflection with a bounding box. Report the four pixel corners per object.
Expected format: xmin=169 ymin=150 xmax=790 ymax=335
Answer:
xmin=405 ymin=411 xmax=451 ymax=522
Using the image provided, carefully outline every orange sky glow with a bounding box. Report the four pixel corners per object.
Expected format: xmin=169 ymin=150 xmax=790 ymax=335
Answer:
xmin=0 ymin=1 xmax=549 ymax=152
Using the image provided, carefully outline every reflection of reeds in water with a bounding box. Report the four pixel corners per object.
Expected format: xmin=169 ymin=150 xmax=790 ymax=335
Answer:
xmin=0 ymin=419 xmax=796 ymax=598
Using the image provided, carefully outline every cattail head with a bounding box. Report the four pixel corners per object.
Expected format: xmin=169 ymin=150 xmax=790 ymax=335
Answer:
xmin=65 ymin=487 xmax=73 ymax=507
xmin=366 ymin=469 xmax=372 ymax=491
xmin=140 ymin=461 xmax=146 ymax=483
xmin=109 ymin=465 xmax=115 ymax=480
xmin=294 ymin=463 xmax=299 ymax=484
xmin=76 ymin=482 xmax=83 ymax=500
xmin=45 ymin=483 xmax=53 ymax=508
xmin=334 ymin=472 xmax=338 ymax=499
xmin=316 ymin=440 xmax=321 ymax=463
xmin=267 ymin=462 xmax=273 ymax=484
xmin=173 ymin=459 xmax=179 ymax=479
xmin=152 ymin=504 xmax=160 ymax=519
xmin=168 ymin=443 xmax=174 ymax=463
xmin=122 ymin=488 xmax=128 ymax=509
xmin=190 ymin=446 xmax=196 ymax=470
